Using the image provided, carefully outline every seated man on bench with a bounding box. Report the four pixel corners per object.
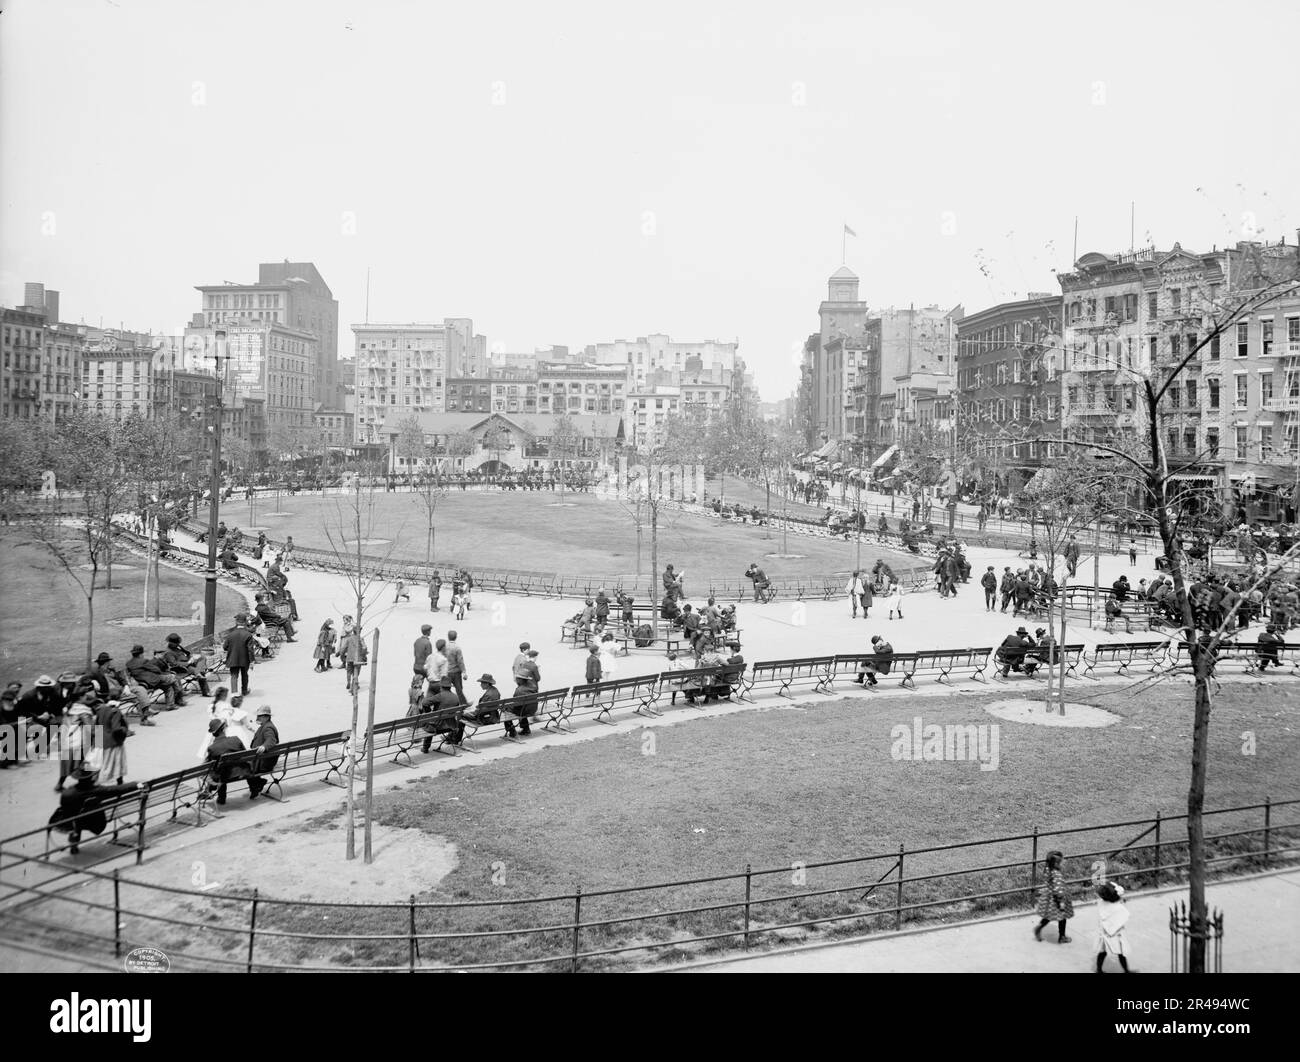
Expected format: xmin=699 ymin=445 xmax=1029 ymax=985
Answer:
xmin=712 ymin=643 xmax=746 ymax=700
xmin=205 ymin=718 xmax=265 ymax=803
xmin=255 ymin=593 xmax=297 ymax=642
xmin=1257 ymin=624 xmax=1285 ymax=671
xmin=995 ymin=627 xmax=1037 ymax=678
xmin=419 ymin=677 xmax=464 ymax=751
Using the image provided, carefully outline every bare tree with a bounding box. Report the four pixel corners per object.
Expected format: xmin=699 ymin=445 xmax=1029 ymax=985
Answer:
xmin=1051 ymin=241 xmax=1300 ymax=971
xmin=550 ymin=413 xmax=581 ymax=501
xmin=23 ymin=411 xmax=135 ymax=669
xmin=321 ymin=458 xmax=410 ymax=861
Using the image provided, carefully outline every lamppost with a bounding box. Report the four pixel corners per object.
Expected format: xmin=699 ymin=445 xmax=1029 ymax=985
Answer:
xmin=202 ymin=329 xmax=229 ymax=639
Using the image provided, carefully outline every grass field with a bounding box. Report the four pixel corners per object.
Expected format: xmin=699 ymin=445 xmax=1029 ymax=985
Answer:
xmin=231 ymin=682 xmax=1300 ymax=970
xmin=0 ymin=530 xmax=248 ymax=687
xmin=222 ymin=489 xmax=925 ymax=584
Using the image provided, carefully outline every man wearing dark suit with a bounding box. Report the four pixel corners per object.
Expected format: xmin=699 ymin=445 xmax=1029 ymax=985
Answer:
xmin=125 ymin=645 xmax=185 ymax=707
xmin=254 ymin=594 xmax=296 ymax=641
xmin=205 ymin=718 xmax=263 ymax=803
xmin=160 ymin=633 xmax=211 ymax=697
xmin=413 ymin=625 xmax=433 ymax=679
xmin=249 ymin=705 xmax=280 ymax=777
xmin=48 ymin=769 xmax=145 ymax=853
xmin=223 ymin=619 xmax=256 ymax=696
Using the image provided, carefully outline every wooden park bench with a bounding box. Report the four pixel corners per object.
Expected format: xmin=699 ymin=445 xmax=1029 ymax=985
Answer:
xmin=568 ymin=674 xmax=661 ymax=724
xmin=741 ymin=656 xmax=835 ymax=699
xmin=897 ymin=647 xmax=993 ymax=688
xmin=1082 ymin=640 xmax=1173 ymax=678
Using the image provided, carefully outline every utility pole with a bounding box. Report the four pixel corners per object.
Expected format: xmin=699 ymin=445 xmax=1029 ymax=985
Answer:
xmin=203 ymin=331 xmax=228 ymax=639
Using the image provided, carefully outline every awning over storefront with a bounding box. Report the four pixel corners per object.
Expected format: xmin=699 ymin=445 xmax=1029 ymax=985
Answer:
xmin=830 ymin=462 xmax=843 ymax=471
xmin=811 ymin=439 xmax=838 ymax=460
xmin=871 ymin=444 xmax=899 ymax=469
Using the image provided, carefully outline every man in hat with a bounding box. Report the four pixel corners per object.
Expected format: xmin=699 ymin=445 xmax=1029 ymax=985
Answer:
xmin=205 ymin=717 xmax=263 ymax=804
xmin=980 ymin=566 xmax=998 ymax=611
xmin=419 ymin=677 xmax=463 ymax=752
xmin=15 ymin=674 xmax=65 ymax=735
xmin=463 ymin=673 xmax=502 ymax=726
xmin=509 ymin=650 xmax=541 ymax=737
xmin=998 ymin=566 xmax=1015 ymax=613
xmin=1026 ymin=627 xmax=1056 ymax=677
xmin=125 ymin=644 xmax=186 ymax=708
xmin=996 ymin=627 xmax=1036 ymax=678
xmin=1257 ymin=624 xmax=1285 ymax=671
xmin=250 ymin=705 xmax=280 ymax=778
xmin=223 ymin=617 xmax=256 ymax=696
xmin=428 ymin=570 xmax=442 ymax=612
xmin=48 ymin=767 xmax=145 ymax=854
xmin=160 ymin=633 xmax=211 ymax=697
xmin=254 ymin=593 xmax=297 ymax=642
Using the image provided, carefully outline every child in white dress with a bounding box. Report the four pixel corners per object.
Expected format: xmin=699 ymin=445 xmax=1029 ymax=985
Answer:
xmin=1094 ymin=881 xmax=1131 ymax=972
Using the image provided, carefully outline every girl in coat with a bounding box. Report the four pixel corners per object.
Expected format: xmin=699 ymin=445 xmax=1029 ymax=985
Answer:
xmin=1094 ymin=881 xmax=1131 ymax=972
xmin=1033 ymin=850 xmax=1074 ymax=943
xmin=314 ymin=619 xmax=336 ymax=672
xmin=886 ymin=581 xmax=904 ymax=621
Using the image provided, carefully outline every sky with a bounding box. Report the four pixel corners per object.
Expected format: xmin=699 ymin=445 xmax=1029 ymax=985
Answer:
xmin=3 ymin=0 xmax=1298 ymax=401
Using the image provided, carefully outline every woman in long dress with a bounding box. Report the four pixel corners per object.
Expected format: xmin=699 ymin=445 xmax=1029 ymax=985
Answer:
xmin=314 ymin=619 xmax=336 ymax=672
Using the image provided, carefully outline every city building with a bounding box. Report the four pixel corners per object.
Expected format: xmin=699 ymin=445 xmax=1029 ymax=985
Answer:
xmin=80 ymin=333 xmax=160 ymax=421
xmin=350 ymin=320 xmax=485 ymax=442
xmin=627 ymin=386 xmax=682 ymax=449
xmin=380 ymin=411 xmax=625 ymax=475
xmin=586 ymin=334 xmax=740 ymax=392
xmin=812 ymin=267 xmax=871 ymax=438
xmin=182 ymin=323 xmax=316 ymax=434
xmin=536 ymin=361 xmax=629 ymax=416
xmin=196 ymin=261 xmax=340 ymax=407
xmin=955 ymin=294 xmax=1064 ymax=492
xmin=1 ymin=307 xmax=47 ymax=420
xmin=311 ymin=406 xmax=354 ymax=456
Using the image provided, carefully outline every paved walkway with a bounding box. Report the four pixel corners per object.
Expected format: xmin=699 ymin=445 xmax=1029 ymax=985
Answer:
xmin=0 ymin=523 xmax=1273 ymax=844
xmin=674 ymin=869 xmax=1300 ymax=973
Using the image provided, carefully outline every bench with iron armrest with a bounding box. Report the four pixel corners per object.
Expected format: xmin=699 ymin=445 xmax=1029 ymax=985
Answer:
xmin=1029 ymin=643 xmax=1086 ymax=678
xmin=569 ymin=674 xmax=661 ymax=724
xmin=741 ymin=656 xmax=836 ymax=700
xmin=146 ymin=764 xmax=221 ymax=827
xmin=897 ymin=647 xmax=993 ymax=688
xmin=832 ymin=652 xmax=898 ymax=688
xmin=1162 ymin=639 xmax=1300 ymax=677
xmin=44 ymin=784 xmax=152 ymax=858
xmin=470 ymin=686 xmax=574 ymax=738
xmin=651 ymin=665 xmax=731 ymax=711
xmin=200 ymin=745 xmax=287 ymax=805
xmin=394 ymin=707 xmax=470 ymax=761
xmin=1082 ymin=640 xmax=1174 ymax=678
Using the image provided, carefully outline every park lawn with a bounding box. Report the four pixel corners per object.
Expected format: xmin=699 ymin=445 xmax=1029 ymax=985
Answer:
xmin=252 ymin=682 xmax=1300 ymax=970
xmin=0 ymin=530 xmax=248 ymax=687
xmin=229 ymin=490 xmax=924 ymax=585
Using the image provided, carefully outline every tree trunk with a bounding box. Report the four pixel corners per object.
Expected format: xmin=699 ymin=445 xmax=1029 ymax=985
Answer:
xmin=364 ymin=629 xmax=379 ymax=864
xmin=85 ymin=585 xmax=96 ymax=672
xmin=1187 ymin=657 xmax=1212 ymax=973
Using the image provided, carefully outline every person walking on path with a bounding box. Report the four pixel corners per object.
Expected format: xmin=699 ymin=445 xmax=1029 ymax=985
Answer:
xmin=445 ymin=630 xmax=468 ymax=705
xmin=1064 ymin=535 xmax=1081 ymax=578
xmin=998 ymin=567 xmax=1015 ymax=613
xmin=413 ymin=625 xmax=433 ymax=679
xmin=1094 ymin=881 xmax=1131 ymax=972
xmin=394 ymin=577 xmax=411 ymax=603
xmin=980 ymin=566 xmax=998 ymax=611
xmin=428 ymin=571 xmax=442 ymax=612
xmin=886 ymin=581 xmax=904 ymax=621
xmin=845 ymin=571 xmax=865 ymax=618
xmin=1033 ymin=850 xmax=1074 ymax=944
xmin=223 ymin=617 xmax=255 ymax=696
xmin=341 ymin=624 xmax=368 ymax=694
xmin=313 ymin=620 xmax=336 ymax=672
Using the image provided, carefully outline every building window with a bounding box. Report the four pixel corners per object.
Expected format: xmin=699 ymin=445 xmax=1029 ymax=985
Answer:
xmin=1235 ymin=425 xmax=1248 ymax=460
xmin=1206 ymin=428 xmax=1219 ymax=458
xmin=1148 ymin=292 xmax=1158 ymax=319
xmin=1186 ymin=379 xmax=1197 ymax=407
xmin=1209 ymin=333 xmax=1220 ymax=359
xmin=1170 ymin=288 xmax=1181 ymax=313
xmin=1261 ymin=319 xmax=1274 ymax=357
xmin=1208 ymin=379 xmax=1220 ymax=409
xmin=1261 ymin=374 xmax=1274 ymax=406
xmin=1235 ymin=375 xmax=1248 ymax=408
xmin=1236 ymin=321 xmax=1249 ymax=357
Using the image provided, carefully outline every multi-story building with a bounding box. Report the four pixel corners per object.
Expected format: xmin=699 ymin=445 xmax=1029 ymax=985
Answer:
xmin=536 ymin=361 xmax=628 ymax=417
xmin=955 ymin=295 xmax=1064 ymax=492
xmin=1 ymin=307 xmax=47 ymax=420
xmin=822 ymin=334 xmax=878 ymax=460
xmin=311 ymin=406 xmax=354 ymax=455
xmin=81 ymin=336 xmax=160 ymax=421
xmin=182 ymin=323 xmax=316 ymax=433
xmin=196 ymin=261 xmax=339 ymax=407
xmin=443 ymin=318 xmax=489 ymax=378
xmin=1217 ymin=241 xmax=1300 ymax=521
xmin=627 ymin=386 xmax=682 ymax=449
xmin=350 ymin=320 xmax=484 ymax=442
xmin=813 ymin=267 xmax=871 ymax=437
xmin=586 ymin=334 xmax=739 ymax=393
xmin=41 ymin=322 xmax=83 ymax=424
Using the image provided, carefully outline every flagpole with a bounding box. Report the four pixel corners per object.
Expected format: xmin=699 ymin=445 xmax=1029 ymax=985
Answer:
xmin=842 ymin=226 xmax=846 ymax=265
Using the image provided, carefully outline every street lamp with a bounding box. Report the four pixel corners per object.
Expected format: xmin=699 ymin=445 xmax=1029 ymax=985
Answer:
xmin=203 ymin=329 xmax=229 ymax=640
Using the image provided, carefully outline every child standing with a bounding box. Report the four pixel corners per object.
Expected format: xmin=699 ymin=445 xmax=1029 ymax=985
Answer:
xmin=1094 ymin=881 xmax=1131 ymax=972
xmin=394 ymin=578 xmax=411 ymax=603
xmin=1033 ymin=849 xmax=1074 ymax=944
xmin=886 ymin=581 xmax=904 ymax=621
xmin=1129 ymin=539 xmax=1138 ymax=566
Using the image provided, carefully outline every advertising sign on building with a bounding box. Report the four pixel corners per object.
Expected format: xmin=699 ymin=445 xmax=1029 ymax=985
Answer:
xmin=226 ymin=327 xmax=266 ymax=397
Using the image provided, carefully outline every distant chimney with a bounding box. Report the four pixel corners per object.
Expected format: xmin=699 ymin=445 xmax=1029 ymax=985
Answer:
xmin=23 ymin=282 xmax=45 ymax=314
